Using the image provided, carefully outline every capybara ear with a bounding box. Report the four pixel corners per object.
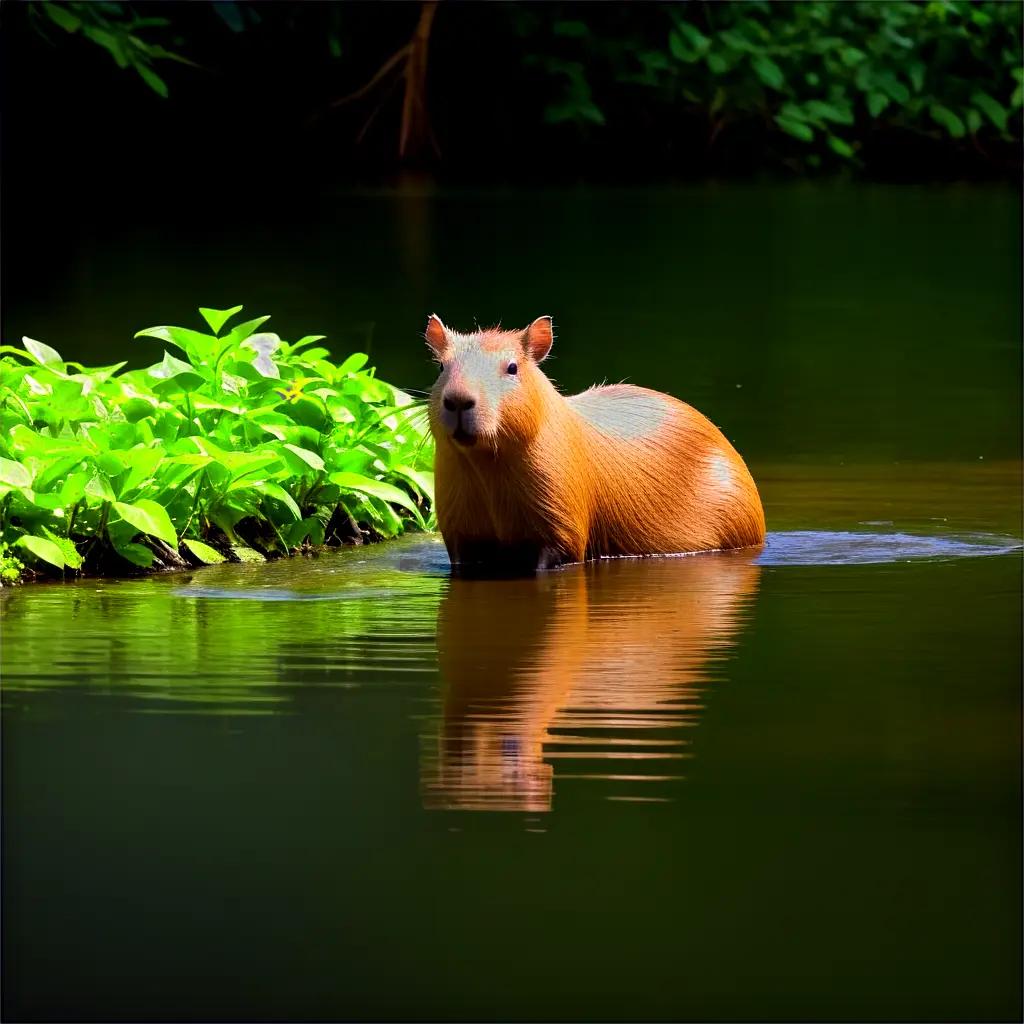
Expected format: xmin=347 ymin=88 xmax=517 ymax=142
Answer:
xmin=525 ymin=316 xmax=554 ymax=362
xmin=425 ymin=314 xmax=449 ymax=358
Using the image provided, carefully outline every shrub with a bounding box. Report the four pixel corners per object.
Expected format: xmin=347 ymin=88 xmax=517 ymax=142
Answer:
xmin=0 ymin=306 xmax=434 ymax=583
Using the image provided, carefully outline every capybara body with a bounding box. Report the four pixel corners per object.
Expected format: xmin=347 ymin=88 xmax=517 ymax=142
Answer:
xmin=425 ymin=314 xmax=765 ymax=572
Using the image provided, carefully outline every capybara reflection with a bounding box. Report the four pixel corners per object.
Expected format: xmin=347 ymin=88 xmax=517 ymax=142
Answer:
xmin=421 ymin=551 xmax=761 ymax=812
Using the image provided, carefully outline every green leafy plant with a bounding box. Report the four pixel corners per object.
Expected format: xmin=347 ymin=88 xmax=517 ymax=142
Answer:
xmin=0 ymin=307 xmax=434 ymax=584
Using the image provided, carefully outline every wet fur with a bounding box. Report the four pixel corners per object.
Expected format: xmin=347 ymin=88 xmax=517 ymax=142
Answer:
xmin=428 ymin=323 xmax=765 ymax=571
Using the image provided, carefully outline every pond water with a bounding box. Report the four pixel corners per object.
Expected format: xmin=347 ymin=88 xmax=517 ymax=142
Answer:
xmin=2 ymin=185 xmax=1022 ymax=1021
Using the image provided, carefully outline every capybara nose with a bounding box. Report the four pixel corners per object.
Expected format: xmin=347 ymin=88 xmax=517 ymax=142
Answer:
xmin=443 ymin=393 xmax=476 ymax=413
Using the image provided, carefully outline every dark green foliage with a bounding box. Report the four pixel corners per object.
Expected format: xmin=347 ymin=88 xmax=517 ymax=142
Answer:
xmin=25 ymin=1 xmax=1021 ymax=174
xmin=0 ymin=307 xmax=434 ymax=583
xmin=27 ymin=0 xmax=194 ymax=97
xmin=515 ymin=1 xmax=1021 ymax=168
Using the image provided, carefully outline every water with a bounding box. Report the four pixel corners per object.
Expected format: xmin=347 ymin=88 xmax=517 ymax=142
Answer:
xmin=2 ymin=185 xmax=1022 ymax=1020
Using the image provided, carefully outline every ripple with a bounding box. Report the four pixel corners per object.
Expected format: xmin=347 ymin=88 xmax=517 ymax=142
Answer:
xmin=757 ymin=530 xmax=1021 ymax=566
xmin=385 ymin=531 xmax=1021 ymax=574
xmin=173 ymin=585 xmax=404 ymax=602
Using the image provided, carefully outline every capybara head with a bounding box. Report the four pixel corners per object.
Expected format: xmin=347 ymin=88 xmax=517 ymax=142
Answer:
xmin=424 ymin=315 xmax=554 ymax=451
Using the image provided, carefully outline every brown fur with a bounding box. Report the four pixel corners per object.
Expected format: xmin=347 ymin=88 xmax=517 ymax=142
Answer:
xmin=426 ymin=316 xmax=765 ymax=570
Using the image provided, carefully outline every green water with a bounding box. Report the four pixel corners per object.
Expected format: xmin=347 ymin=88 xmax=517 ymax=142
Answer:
xmin=2 ymin=185 xmax=1021 ymax=1021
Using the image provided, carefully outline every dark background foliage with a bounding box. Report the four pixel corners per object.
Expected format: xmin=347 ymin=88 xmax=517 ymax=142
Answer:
xmin=3 ymin=0 xmax=1021 ymax=204
xmin=3 ymin=0 xmax=1019 ymax=344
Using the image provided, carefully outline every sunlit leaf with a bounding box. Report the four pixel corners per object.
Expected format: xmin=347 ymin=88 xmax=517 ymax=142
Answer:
xmin=282 ymin=444 xmax=325 ymax=472
xmin=330 ymin=471 xmax=420 ymax=515
xmin=337 ymin=352 xmax=370 ymax=375
xmin=40 ymin=529 xmax=84 ymax=569
xmin=113 ymin=499 xmax=178 ymax=546
xmin=22 ymin=337 xmax=64 ymax=368
xmin=0 ymin=458 xmax=31 ymax=488
xmin=199 ymin=305 xmax=244 ymax=335
xmin=182 ymin=538 xmax=226 ymax=564
xmin=15 ymin=535 xmax=66 ymax=570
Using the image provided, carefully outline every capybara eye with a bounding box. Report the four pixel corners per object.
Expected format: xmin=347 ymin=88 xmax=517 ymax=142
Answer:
xmin=507 ymin=362 xmax=518 ymax=376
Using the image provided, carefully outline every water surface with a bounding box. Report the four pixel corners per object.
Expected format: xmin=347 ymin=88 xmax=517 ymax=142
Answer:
xmin=2 ymin=185 xmax=1021 ymax=1021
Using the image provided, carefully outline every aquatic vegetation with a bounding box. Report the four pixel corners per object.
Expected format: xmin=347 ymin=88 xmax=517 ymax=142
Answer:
xmin=0 ymin=306 xmax=434 ymax=583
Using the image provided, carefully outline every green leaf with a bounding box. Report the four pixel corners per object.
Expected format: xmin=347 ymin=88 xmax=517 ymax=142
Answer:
xmin=148 ymin=350 xmax=206 ymax=392
xmin=136 ymin=64 xmax=168 ymax=98
xmin=44 ymin=4 xmax=83 ymax=32
xmin=83 ymin=25 xmax=128 ymax=68
xmin=337 ymin=352 xmax=369 ymax=375
xmin=706 ymin=52 xmax=729 ymax=75
xmin=867 ymin=92 xmax=890 ymax=117
xmin=775 ymin=115 xmax=814 ymax=142
xmin=0 ymin=457 xmax=31 ymax=488
xmin=669 ymin=24 xmax=708 ymax=62
xmin=119 ymin=447 xmax=165 ymax=496
xmin=675 ymin=19 xmax=708 ymax=51
xmin=15 ymin=535 xmax=65 ymax=569
xmin=221 ymin=315 xmax=272 ymax=348
xmin=115 ymin=541 xmax=155 ymax=568
xmin=40 ymin=529 xmax=83 ymax=569
xmin=86 ymin=473 xmax=116 ymax=503
xmin=330 ymin=472 xmax=420 ymax=515
xmin=970 ymin=91 xmax=1008 ymax=132
xmin=182 ymin=538 xmax=226 ymax=564
xmin=253 ymin=482 xmax=301 ymax=521
xmin=121 ymin=396 xmax=158 ymax=422
xmin=59 ymin=471 xmax=92 ymax=505
xmin=876 ymin=73 xmax=910 ymax=104
xmin=199 ymin=305 xmax=244 ymax=336
xmin=33 ymin=453 xmax=91 ymax=493
xmin=803 ymin=100 xmax=854 ymax=125
xmin=22 ymin=337 xmax=64 ymax=368
xmin=751 ymin=54 xmax=784 ymax=91
xmin=827 ymin=136 xmax=855 ymax=159
xmin=929 ymin=104 xmax=966 ymax=138
xmin=286 ymin=517 xmax=326 ymax=548
xmin=113 ymin=499 xmax=178 ymax=546
xmin=136 ymin=325 xmax=217 ymax=369
xmin=393 ymin=465 xmax=434 ymax=502
xmin=289 ymin=335 xmax=328 ymax=353
xmin=282 ymin=444 xmax=325 ymax=472
xmin=229 ymin=545 xmax=266 ymax=563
